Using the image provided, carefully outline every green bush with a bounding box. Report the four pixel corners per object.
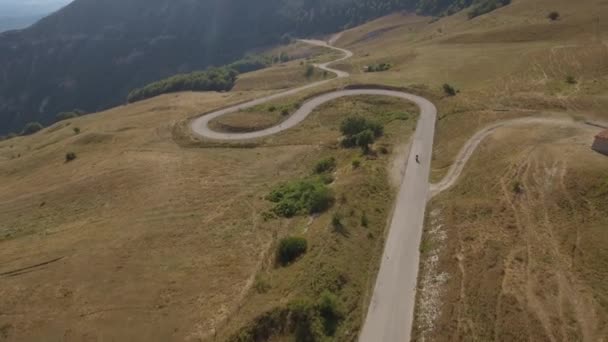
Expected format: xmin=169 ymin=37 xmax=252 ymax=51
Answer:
xmin=73 ymin=127 xmax=81 ymax=135
xmin=229 ymin=294 xmax=343 ymax=342
xmin=352 ymin=159 xmax=361 ymax=169
xmin=443 ymin=83 xmax=457 ymax=96
xmin=361 ymin=212 xmax=369 ymax=227
xmin=318 ymin=291 xmax=343 ymax=336
xmin=65 ymin=152 xmax=77 ymax=162
xmin=228 ymin=55 xmax=270 ymax=73
xmin=365 ymin=62 xmax=392 ymax=72
xmin=340 ymin=116 xmax=383 ymax=153
xmin=127 ymin=67 xmax=239 ymax=103
xmin=267 ymin=178 xmax=334 ymax=217
xmin=21 ymin=122 xmax=43 ymax=135
xmin=278 ymin=237 xmax=308 ymax=265
xmin=566 ymin=75 xmax=577 ymax=84
xmin=355 ymin=130 xmax=375 ymax=153
xmin=548 ymin=11 xmax=560 ymax=21
xmin=340 ymin=117 xmax=383 ymax=138
xmin=314 ymin=157 xmax=336 ymax=174
xmin=289 ymin=300 xmax=325 ymax=342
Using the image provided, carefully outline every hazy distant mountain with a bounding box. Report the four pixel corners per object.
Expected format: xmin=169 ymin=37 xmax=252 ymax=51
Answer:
xmin=0 ymin=0 xmax=494 ymax=135
xmin=0 ymin=0 xmax=72 ymax=16
xmin=0 ymin=15 xmax=42 ymax=32
xmin=0 ymin=0 xmax=72 ymax=32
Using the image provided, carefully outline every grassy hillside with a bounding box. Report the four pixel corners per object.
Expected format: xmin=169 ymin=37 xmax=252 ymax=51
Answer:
xmin=416 ymin=124 xmax=608 ymax=340
xmin=1 ymin=0 xmax=608 ymax=340
xmin=0 ymin=78 xmax=419 ymax=341
xmin=318 ymin=0 xmax=608 ymax=340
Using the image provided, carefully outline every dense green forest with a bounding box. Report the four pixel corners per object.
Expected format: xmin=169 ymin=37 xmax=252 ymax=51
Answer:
xmin=127 ymin=67 xmax=239 ymax=103
xmin=0 ymin=0 xmax=509 ymax=135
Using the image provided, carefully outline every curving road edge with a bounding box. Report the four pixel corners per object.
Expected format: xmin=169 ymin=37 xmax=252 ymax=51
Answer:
xmin=189 ymin=38 xmax=600 ymax=341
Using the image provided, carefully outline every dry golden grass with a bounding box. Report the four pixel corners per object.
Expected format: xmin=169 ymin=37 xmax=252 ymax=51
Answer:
xmin=215 ymin=95 xmax=420 ymax=341
xmin=2 ymin=0 xmax=608 ymax=340
xmin=323 ymin=0 xmax=608 ymax=340
xmin=414 ymin=124 xmax=608 ymax=341
xmin=0 ymin=91 xmax=419 ymax=341
xmin=233 ymin=42 xmax=337 ymax=92
xmin=0 ymin=90 xmax=284 ymax=341
xmin=330 ymin=0 xmax=608 ymax=182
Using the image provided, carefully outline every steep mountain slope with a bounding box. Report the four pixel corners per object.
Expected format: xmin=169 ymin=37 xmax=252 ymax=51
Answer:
xmin=0 ymin=0 xmax=508 ymax=135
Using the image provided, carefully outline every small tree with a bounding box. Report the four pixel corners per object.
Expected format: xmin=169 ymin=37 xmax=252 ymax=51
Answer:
xmin=340 ymin=116 xmax=384 ymax=153
xmin=548 ymin=11 xmax=560 ymax=21
xmin=73 ymin=127 xmax=81 ymax=134
xmin=21 ymin=122 xmax=43 ymax=135
xmin=443 ymin=83 xmax=457 ymax=96
xmin=355 ymin=129 xmax=375 ymax=154
xmin=278 ymin=237 xmax=308 ymax=265
xmin=566 ymin=75 xmax=577 ymax=84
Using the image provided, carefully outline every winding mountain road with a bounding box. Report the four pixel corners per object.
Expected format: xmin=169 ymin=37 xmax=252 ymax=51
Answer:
xmin=191 ymin=40 xmax=436 ymax=341
xmin=190 ymin=39 xmax=599 ymax=341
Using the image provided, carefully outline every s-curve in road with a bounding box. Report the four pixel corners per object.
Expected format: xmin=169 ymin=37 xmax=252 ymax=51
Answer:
xmin=190 ymin=39 xmax=352 ymax=140
xmin=190 ymin=38 xmax=437 ymax=342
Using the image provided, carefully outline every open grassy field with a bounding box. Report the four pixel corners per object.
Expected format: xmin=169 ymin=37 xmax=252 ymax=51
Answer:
xmin=0 ymin=88 xmax=418 ymax=341
xmin=414 ymin=123 xmax=608 ymax=341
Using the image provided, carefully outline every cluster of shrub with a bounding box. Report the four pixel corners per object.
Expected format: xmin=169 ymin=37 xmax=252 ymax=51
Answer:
xmin=266 ymin=176 xmax=334 ymax=218
xmin=365 ymin=63 xmax=392 ymax=73
xmin=127 ymin=52 xmax=293 ymax=103
xmin=340 ymin=116 xmax=384 ymax=153
xmin=230 ymin=290 xmax=343 ymax=341
xmin=127 ymin=67 xmax=239 ymax=103
xmin=228 ymin=55 xmax=271 ymax=73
